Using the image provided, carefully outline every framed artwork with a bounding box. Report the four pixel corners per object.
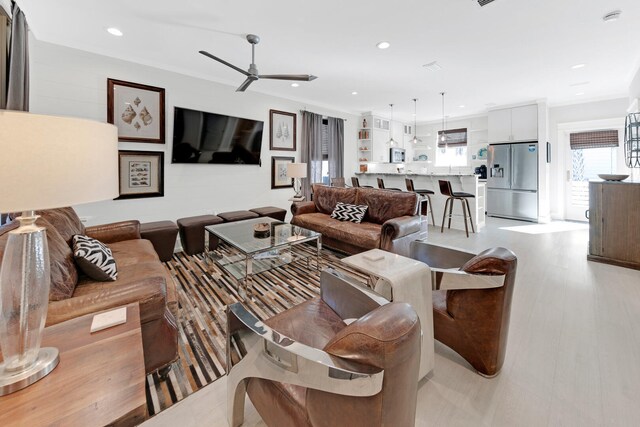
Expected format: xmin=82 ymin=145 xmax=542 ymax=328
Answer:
xmin=107 ymin=78 xmax=165 ymax=144
xmin=115 ymin=150 xmax=164 ymax=199
xmin=271 ymin=156 xmax=294 ymax=189
xmin=269 ymin=109 xmax=296 ymax=151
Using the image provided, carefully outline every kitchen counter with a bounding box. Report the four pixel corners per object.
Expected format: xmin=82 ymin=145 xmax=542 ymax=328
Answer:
xmin=355 ymin=172 xmax=485 ymax=231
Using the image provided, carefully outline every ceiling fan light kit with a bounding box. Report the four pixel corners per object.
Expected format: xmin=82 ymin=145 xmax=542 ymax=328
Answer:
xmin=199 ymin=34 xmax=318 ymax=92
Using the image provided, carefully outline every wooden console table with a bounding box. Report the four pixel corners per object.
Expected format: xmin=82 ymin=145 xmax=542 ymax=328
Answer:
xmin=0 ymin=304 xmax=147 ymax=427
xmin=588 ymin=180 xmax=640 ymax=270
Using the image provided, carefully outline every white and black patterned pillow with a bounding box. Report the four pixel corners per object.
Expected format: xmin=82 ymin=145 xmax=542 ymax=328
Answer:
xmin=72 ymin=235 xmax=117 ymax=281
xmin=331 ymin=202 xmax=368 ymax=224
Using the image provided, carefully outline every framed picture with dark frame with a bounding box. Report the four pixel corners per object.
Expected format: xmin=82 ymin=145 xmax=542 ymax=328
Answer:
xmin=107 ymin=78 xmax=165 ymax=144
xmin=115 ymin=150 xmax=164 ymax=199
xmin=271 ymin=156 xmax=294 ymax=189
xmin=269 ymin=109 xmax=296 ymax=151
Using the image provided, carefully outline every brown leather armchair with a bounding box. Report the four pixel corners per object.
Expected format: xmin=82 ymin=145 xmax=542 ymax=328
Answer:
xmin=410 ymin=241 xmax=517 ymax=377
xmin=226 ymin=269 xmax=421 ymax=427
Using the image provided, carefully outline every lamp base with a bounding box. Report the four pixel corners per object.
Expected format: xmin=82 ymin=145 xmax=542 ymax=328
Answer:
xmin=0 ymin=347 xmax=59 ymax=396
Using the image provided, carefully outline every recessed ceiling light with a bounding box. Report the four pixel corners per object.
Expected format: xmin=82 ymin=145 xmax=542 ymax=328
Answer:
xmin=603 ymin=10 xmax=622 ymax=22
xmin=575 ymin=92 xmax=585 ymax=96
xmin=351 ymin=91 xmax=358 ymax=95
xmin=376 ymin=41 xmax=390 ymax=50
xmin=291 ymin=83 xmax=299 ymax=87
xmin=459 ymin=105 xmax=465 ymax=108
xmin=423 ymin=61 xmax=442 ymax=71
xmin=571 ymin=63 xmax=586 ymax=70
xmin=570 ymin=81 xmax=590 ymax=87
xmin=107 ymin=27 xmax=123 ymax=37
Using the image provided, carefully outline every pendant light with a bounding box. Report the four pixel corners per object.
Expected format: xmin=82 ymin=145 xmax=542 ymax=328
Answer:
xmin=387 ymin=103 xmax=397 ymax=146
xmin=410 ymin=98 xmax=422 ymax=144
xmin=440 ymin=92 xmax=447 ymax=146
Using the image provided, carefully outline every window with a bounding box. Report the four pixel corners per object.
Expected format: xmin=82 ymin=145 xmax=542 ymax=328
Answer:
xmin=436 ymin=128 xmax=468 ymax=167
xmin=321 ymin=119 xmax=329 ymax=184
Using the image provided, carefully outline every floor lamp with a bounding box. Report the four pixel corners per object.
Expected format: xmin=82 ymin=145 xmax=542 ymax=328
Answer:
xmin=0 ymin=111 xmax=118 ymax=395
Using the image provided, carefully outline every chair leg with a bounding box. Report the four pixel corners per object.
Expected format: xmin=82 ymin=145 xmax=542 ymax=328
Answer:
xmin=465 ymin=199 xmax=475 ymax=233
xmin=460 ymin=198 xmax=469 ymax=238
xmin=441 ymin=198 xmax=449 ymax=233
xmin=447 ymin=197 xmax=454 ymax=230
xmin=426 ymin=195 xmax=435 ymax=226
xmin=158 ymin=365 xmax=172 ymax=381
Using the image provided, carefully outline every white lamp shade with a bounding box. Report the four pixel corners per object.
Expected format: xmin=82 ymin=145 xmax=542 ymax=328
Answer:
xmin=287 ymin=162 xmax=307 ymax=179
xmin=0 ymin=111 xmax=119 ymax=212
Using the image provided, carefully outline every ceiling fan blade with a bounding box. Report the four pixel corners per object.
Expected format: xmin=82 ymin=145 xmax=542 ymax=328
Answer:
xmin=236 ymin=77 xmax=256 ymax=92
xmin=199 ymin=50 xmax=250 ymax=76
xmin=259 ymin=74 xmax=318 ymax=81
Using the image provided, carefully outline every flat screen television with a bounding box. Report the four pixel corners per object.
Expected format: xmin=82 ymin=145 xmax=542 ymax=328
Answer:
xmin=172 ymin=106 xmax=264 ymax=165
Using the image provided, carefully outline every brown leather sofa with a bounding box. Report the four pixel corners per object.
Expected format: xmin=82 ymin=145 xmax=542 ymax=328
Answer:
xmin=291 ymin=184 xmax=424 ymax=256
xmin=226 ymin=269 xmax=421 ymax=427
xmin=410 ymin=241 xmax=518 ymax=377
xmin=0 ymin=208 xmax=179 ymax=375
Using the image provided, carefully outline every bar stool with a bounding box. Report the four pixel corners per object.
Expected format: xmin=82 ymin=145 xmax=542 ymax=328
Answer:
xmin=438 ymin=180 xmax=475 ymax=237
xmin=377 ymin=177 xmax=402 ymax=191
xmin=351 ymin=177 xmax=373 ymax=188
xmin=331 ymin=177 xmax=347 ymax=187
xmin=405 ymin=178 xmax=435 ymax=226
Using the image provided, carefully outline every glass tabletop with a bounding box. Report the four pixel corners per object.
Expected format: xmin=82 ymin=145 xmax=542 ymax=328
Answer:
xmin=205 ymin=217 xmax=320 ymax=255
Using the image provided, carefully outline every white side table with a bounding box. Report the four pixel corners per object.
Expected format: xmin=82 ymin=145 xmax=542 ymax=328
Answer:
xmin=341 ymin=249 xmax=434 ymax=380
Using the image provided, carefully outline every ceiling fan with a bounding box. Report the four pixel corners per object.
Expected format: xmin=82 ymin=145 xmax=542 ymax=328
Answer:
xmin=199 ymin=34 xmax=318 ymax=92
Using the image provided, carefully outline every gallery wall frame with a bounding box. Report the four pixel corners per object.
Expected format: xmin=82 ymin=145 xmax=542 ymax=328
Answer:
xmin=271 ymin=156 xmax=294 ymax=189
xmin=269 ymin=109 xmax=296 ymax=151
xmin=115 ymin=150 xmax=164 ymax=199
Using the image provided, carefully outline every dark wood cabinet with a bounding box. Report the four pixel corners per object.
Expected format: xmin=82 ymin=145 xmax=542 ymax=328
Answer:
xmin=588 ymin=181 xmax=640 ymax=270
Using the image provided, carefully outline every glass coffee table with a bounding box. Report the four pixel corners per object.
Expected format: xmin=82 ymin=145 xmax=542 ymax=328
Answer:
xmin=205 ymin=217 xmax=322 ymax=300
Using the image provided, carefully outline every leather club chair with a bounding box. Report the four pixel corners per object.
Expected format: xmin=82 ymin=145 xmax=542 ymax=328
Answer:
xmin=226 ymin=269 xmax=421 ymax=427
xmin=410 ymin=241 xmax=518 ymax=377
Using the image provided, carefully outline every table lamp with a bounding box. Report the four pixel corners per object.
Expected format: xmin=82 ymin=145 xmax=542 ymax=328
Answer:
xmin=0 ymin=111 xmax=118 ymax=395
xmin=287 ymin=162 xmax=307 ymax=200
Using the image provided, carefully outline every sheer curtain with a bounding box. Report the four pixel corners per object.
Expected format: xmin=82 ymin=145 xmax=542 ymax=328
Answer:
xmin=301 ymin=111 xmax=323 ymax=200
xmin=327 ymin=117 xmax=344 ymax=180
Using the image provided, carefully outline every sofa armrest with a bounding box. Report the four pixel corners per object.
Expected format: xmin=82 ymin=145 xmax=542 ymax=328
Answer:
xmin=46 ymin=276 xmax=167 ymax=327
xmin=410 ymin=241 xmax=476 ymax=269
xmin=291 ymin=201 xmax=317 ymax=216
xmin=85 ymin=220 xmax=141 ymax=243
xmin=381 ymin=216 xmax=421 ymax=240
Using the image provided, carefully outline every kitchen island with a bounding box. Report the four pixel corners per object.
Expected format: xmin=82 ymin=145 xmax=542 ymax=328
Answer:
xmin=355 ymin=172 xmax=485 ymax=231
xmin=588 ymin=180 xmax=640 ymax=270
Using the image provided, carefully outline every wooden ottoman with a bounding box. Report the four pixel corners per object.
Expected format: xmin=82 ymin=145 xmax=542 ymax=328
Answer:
xmin=140 ymin=220 xmax=179 ymax=262
xmin=177 ymin=215 xmax=224 ymax=255
xmin=249 ymin=206 xmax=287 ymax=222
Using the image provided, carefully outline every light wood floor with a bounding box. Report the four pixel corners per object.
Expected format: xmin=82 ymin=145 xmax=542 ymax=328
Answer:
xmin=143 ymin=218 xmax=640 ymax=426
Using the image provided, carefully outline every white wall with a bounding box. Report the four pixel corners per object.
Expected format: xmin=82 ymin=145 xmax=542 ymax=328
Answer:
xmin=630 ymin=67 xmax=640 ymax=102
xmin=548 ymin=98 xmax=629 ymax=219
xmin=29 ymin=40 xmax=358 ymax=225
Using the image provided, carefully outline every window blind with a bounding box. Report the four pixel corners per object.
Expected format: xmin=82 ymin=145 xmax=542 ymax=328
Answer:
xmin=321 ymin=119 xmax=328 ymax=160
xmin=437 ymin=128 xmax=467 ymax=148
xmin=570 ymin=130 xmax=618 ymax=150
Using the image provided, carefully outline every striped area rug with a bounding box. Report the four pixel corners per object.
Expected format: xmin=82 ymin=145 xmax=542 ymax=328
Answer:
xmin=144 ymin=244 xmax=368 ymax=416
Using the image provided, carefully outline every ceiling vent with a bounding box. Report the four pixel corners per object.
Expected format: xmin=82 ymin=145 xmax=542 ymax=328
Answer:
xmin=478 ymin=0 xmax=497 ymax=6
xmin=423 ymin=61 xmax=442 ymax=71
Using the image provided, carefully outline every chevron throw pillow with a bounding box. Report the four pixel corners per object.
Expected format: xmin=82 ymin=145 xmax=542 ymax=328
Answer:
xmin=331 ymin=202 xmax=368 ymax=223
xmin=72 ymin=235 xmax=117 ymax=281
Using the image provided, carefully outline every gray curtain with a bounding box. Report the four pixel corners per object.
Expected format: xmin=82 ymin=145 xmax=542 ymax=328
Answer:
xmin=301 ymin=111 xmax=323 ymax=200
xmin=327 ymin=117 xmax=344 ymax=180
xmin=5 ymin=2 xmax=29 ymax=111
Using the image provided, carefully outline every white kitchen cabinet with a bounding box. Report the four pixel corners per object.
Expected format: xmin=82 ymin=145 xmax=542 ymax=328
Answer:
xmin=488 ymin=104 xmax=538 ymax=143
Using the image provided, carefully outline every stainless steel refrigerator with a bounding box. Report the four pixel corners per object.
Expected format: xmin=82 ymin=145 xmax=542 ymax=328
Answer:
xmin=487 ymin=142 xmax=538 ymax=221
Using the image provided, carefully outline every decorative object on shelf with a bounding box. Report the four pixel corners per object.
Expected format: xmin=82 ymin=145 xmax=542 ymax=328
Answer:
xmin=269 ymin=110 xmax=296 ymax=151
xmin=0 ymin=111 xmax=118 ymax=396
xmin=387 ymin=104 xmax=397 ymax=146
xmin=358 ymin=129 xmax=370 ymax=139
xmin=107 ymin=78 xmax=165 ymax=144
xmin=115 ymin=150 xmax=164 ymax=199
xmin=410 ymin=98 xmax=422 ymax=144
xmin=360 ymin=164 xmax=368 ymax=172
xmin=271 ymin=156 xmax=295 ymax=189
xmin=199 ymin=34 xmax=317 ymax=92
xmin=597 ymin=174 xmax=629 ymax=181
xmin=285 ymin=161 xmax=306 ymax=197
xmin=477 ymin=146 xmax=488 ymax=160
xmin=363 ymin=118 xmax=368 ymax=128
xmin=625 ymin=112 xmax=640 ymax=168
